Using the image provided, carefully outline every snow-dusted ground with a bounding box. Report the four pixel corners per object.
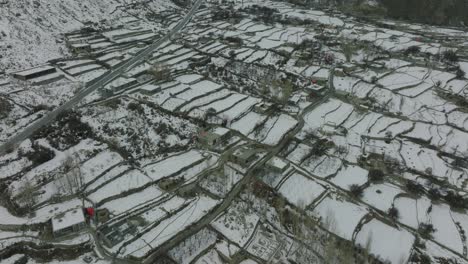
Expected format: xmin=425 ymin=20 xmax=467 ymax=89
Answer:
xmin=2 ymin=0 xmax=468 ymax=262
xmin=0 ymin=0 xmax=175 ymax=71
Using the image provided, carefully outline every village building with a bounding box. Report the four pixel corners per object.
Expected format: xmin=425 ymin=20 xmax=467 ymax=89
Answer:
xmin=51 ymin=208 xmax=86 ymax=238
xmin=198 ymin=127 xmax=232 ymax=147
xmin=12 ymin=65 xmax=57 ymax=81
xmin=69 ymin=43 xmax=91 ymax=54
xmin=305 ymin=84 xmax=327 ymax=99
xmin=98 ymin=220 xmax=137 ymax=248
xmin=254 ymin=102 xmax=272 ymax=114
xmin=230 ymin=147 xmax=259 ymax=167
xmin=266 ymin=157 xmax=290 ymax=174
xmin=139 ymin=84 xmax=161 ymax=95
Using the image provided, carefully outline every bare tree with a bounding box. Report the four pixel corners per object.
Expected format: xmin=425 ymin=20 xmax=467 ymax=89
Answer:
xmin=57 ymin=154 xmax=83 ymax=195
xmin=17 ymin=181 xmax=37 ymax=215
xmin=150 ymin=63 xmax=171 ymax=81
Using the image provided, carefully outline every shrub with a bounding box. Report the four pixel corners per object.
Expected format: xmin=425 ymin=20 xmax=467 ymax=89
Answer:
xmin=456 ymin=67 xmax=465 ymax=79
xmin=14 ymin=256 xmax=28 ymax=264
xmin=443 ymin=50 xmax=458 ymax=63
xmin=310 ymin=138 xmax=333 ymax=156
xmin=349 ymin=184 xmax=363 ymax=198
xmin=368 ymin=169 xmax=384 ymax=182
xmin=103 ymin=98 xmax=121 ymax=109
xmin=32 ymin=104 xmax=50 ymax=112
xmin=128 ymin=102 xmax=145 ymax=115
xmin=388 ymin=206 xmax=399 ymax=220
xmin=406 ymin=180 xmax=424 ymax=194
xmin=225 ymin=36 xmax=243 ymax=46
xmin=34 ymin=111 xmax=94 ymax=150
xmin=418 ymin=223 xmax=435 ymax=239
xmin=405 ymin=45 xmax=421 ymax=55
xmin=25 ymin=144 xmax=55 ymax=165
xmin=0 ymin=97 xmax=12 ymax=118
xmin=445 ymin=191 xmax=467 ymax=209
xmin=428 ymin=187 xmax=440 ymax=200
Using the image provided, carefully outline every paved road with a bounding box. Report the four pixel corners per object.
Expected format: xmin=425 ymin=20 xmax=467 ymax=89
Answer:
xmin=0 ymin=0 xmax=204 ymax=156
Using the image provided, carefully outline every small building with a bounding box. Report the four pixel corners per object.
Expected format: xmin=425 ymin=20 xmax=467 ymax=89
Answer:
xmin=98 ymin=220 xmax=137 ymax=248
xmin=198 ymin=127 xmax=231 ymax=147
xmin=69 ymin=43 xmax=91 ymax=54
xmin=12 ymin=65 xmax=56 ymax=81
xmin=266 ymin=157 xmax=290 ymax=174
xmin=230 ymin=147 xmax=259 ymax=167
xmin=254 ymin=102 xmax=272 ymax=114
xmin=139 ymin=84 xmax=161 ymax=95
xmin=51 ymin=208 xmax=86 ymax=238
xmin=101 ymin=77 xmax=138 ymax=97
xmin=305 ymin=85 xmax=327 ymax=99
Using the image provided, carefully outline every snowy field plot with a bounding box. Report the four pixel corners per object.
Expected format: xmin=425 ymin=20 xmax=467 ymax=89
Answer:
xmin=377 ymin=67 xmax=427 ymax=90
xmin=261 ymin=114 xmax=298 ymax=145
xmin=361 ymin=183 xmax=403 ymax=212
xmin=329 ymin=165 xmax=368 ymax=190
xmin=278 ymin=173 xmax=326 ymax=207
xmin=168 ymin=228 xmax=218 ymax=264
xmin=230 ymin=111 xmax=267 ymax=136
xmin=219 ymin=96 xmax=260 ymax=122
xmin=0 ymin=157 xmax=32 ymax=179
xmin=77 ymin=150 xmax=124 ymax=185
xmin=286 ymin=143 xmax=313 ymax=164
xmin=429 ymin=203 xmax=464 ymax=254
xmin=301 ymin=99 xmax=354 ymax=133
xmin=302 ymin=155 xmax=342 ymax=178
xmin=84 ymin=164 xmax=132 ymax=193
xmin=311 ymin=195 xmax=368 ymax=240
xmin=179 ymin=89 xmax=232 ymax=113
xmin=393 ymin=196 xmax=432 ymax=229
xmin=138 ymin=196 xmax=187 ymax=225
xmin=212 ymin=200 xmax=259 ymax=247
xmin=194 ymin=249 xmax=224 ymax=264
xmin=124 ymin=196 xmax=218 ymax=258
xmin=176 ymin=154 xmax=219 ymax=184
xmin=143 ymin=150 xmax=205 ymax=181
xmin=197 ymin=93 xmax=248 ymax=114
xmin=248 ymin=115 xmax=279 ymax=142
xmin=400 ymin=141 xmax=455 ymax=180
xmin=452 ymin=211 xmax=468 ymax=254
xmin=88 ymin=169 xmax=152 ymax=204
xmin=355 ymin=219 xmax=414 ymax=264
xmin=101 ymin=186 xmax=165 ymax=215
xmin=175 ymin=74 xmax=204 ymax=84
xmin=176 ymin=80 xmax=223 ymax=101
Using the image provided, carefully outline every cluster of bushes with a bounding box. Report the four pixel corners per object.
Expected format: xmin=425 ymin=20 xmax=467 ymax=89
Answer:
xmin=241 ymin=5 xmax=279 ymax=24
xmin=407 ymin=179 xmax=468 ymax=209
xmin=128 ymin=102 xmax=145 ymax=115
xmin=349 ymin=184 xmax=363 ymax=198
xmin=380 ymin=0 xmax=468 ymax=26
xmin=310 ymin=138 xmax=334 ymax=156
xmin=211 ymin=7 xmax=243 ymax=23
xmin=24 ymin=143 xmax=55 ymax=166
xmin=33 ymin=110 xmax=94 ymax=150
xmin=0 ymin=97 xmax=12 ymax=118
xmin=418 ymin=222 xmax=436 ymax=239
xmin=224 ymin=36 xmax=243 ymax=46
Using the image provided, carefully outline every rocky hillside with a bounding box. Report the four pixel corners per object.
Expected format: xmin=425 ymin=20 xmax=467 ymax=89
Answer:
xmin=0 ymin=0 xmax=176 ymax=72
